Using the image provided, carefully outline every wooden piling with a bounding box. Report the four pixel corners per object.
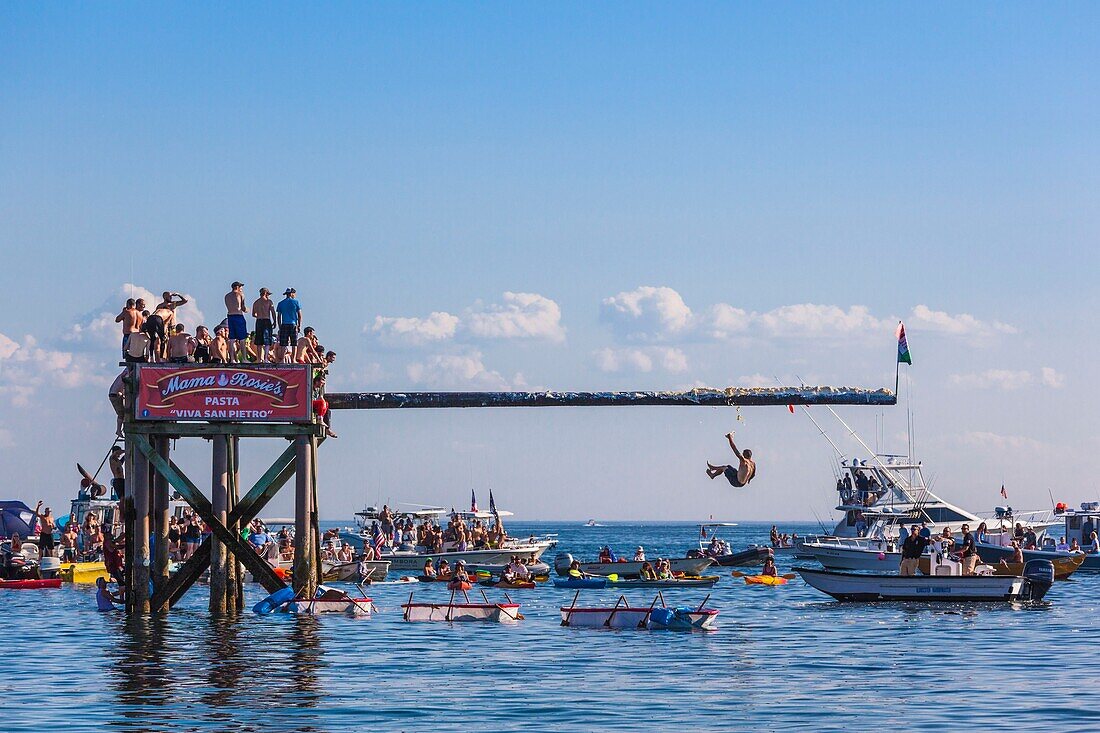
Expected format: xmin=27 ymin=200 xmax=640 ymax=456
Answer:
xmin=152 ymin=437 xmax=171 ymax=610
xmin=293 ymin=435 xmax=316 ymax=598
xmin=227 ymin=436 xmax=243 ymax=612
xmin=131 ymin=439 xmax=151 ymax=614
xmin=209 ymin=435 xmax=229 ymax=614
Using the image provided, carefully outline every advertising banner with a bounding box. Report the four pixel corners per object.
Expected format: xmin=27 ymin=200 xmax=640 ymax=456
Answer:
xmin=135 ymin=365 xmax=313 ymax=422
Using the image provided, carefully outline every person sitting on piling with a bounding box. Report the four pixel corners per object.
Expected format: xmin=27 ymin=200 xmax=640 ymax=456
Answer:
xmin=706 ymin=432 xmax=757 ymax=488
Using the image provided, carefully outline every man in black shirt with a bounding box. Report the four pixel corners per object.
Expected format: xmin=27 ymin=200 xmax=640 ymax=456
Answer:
xmin=900 ymin=525 xmax=932 ymax=576
xmin=958 ymin=523 xmax=977 ymax=575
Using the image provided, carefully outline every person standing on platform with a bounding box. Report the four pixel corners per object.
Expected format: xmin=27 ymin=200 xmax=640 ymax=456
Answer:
xmin=114 ymin=299 xmax=143 ymax=357
xmin=167 ymin=324 xmax=194 ymax=363
xmin=109 ymin=445 xmax=126 ymax=500
xmin=958 ymin=523 xmax=978 ymax=575
xmin=251 ymin=287 xmax=277 ymax=363
xmin=224 ymin=281 xmax=247 ymax=362
xmin=32 ymin=501 xmax=56 ymax=558
xmin=900 ymin=525 xmax=931 ymax=576
xmin=276 ymin=288 xmax=302 ymax=363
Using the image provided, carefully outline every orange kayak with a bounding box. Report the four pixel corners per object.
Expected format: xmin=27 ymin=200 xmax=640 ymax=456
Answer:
xmin=744 ymin=575 xmax=788 ymax=586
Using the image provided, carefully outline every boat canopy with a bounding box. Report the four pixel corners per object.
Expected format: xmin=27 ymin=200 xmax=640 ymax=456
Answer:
xmin=0 ymin=501 xmax=37 ymax=538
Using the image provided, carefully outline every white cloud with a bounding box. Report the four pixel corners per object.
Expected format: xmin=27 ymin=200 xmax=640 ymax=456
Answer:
xmin=753 ymin=304 xmax=885 ymax=337
xmin=368 ymin=292 xmax=565 ymax=347
xmin=706 ymin=304 xmax=751 ymax=339
xmin=594 ymin=347 xmax=688 ymax=374
xmin=369 ymin=312 xmax=460 ymax=346
xmin=0 ymin=332 xmax=109 ymax=405
xmin=949 ymin=369 xmax=1032 ymax=390
xmin=908 ymin=305 xmax=1016 ymax=338
xmin=406 ymin=351 xmax=525 ymax=390
xmin=1040 ymin=367 xmax=1065 ymax=389
xmin=959 ymin=431 xmax=1048 ymax=452
xmin=465 ymin=292 xmax=566 ymax=342
xmin=600 ymin=286 xmax=694 ymax=341
xmin=65 ymin=283 xmax=206 ymax=349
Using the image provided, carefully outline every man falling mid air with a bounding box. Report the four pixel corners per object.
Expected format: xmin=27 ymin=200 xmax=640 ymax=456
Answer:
xmin=706 ymin=432 xmax=756 ymax=488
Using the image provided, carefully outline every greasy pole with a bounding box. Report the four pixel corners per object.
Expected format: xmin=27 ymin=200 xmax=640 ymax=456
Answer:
xmin=228 ymin=436 xmax=243 ymax=612
xmin=293 ymin=435 xmax=316 ymax=599
xmin=152 ymin=436 xmax=171 ymax=611
xmin=209 ymin=435 xmax=229 ymax=614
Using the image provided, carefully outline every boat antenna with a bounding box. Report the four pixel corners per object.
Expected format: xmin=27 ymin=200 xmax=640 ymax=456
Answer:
xmin=774 ymin=376 xmax=846 ymax=459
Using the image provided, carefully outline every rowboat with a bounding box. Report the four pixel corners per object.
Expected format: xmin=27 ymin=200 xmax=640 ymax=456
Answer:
xmin=401 ymin=591 xmax=522 ymax=623
xmin=559 ymin=593 xmax=718 ymax=630
xmin=743 ymin=575 xmax=789 ymax=586
xmin=478 ymin=578 xmax=536 ymax=589
xmin=0 ymin=578 xmax=63 ymax=590
xmin=285 ymin=595 xmax=373 ymax=616
xmin=60 ymin=561 xmax=109 ymax=584
xmin=795 ymin=560 xmax=1055 ymax=602
xmin=553 ymin=553 xmax=713 ymax=579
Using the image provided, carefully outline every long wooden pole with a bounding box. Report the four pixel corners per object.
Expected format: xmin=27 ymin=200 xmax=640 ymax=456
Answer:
xmin=293 ymin=435 xmax=315 ymax=598
xmin=230 ymin=435 xmax=243 ymax=612
xmin=131 ymin=438 xmax=151 ymax=614
xmin=209 ymin=435 xmax=228 ymax=614
xmin=309 ymin=435 xmax=321 ymax=590
xmin=152 ymin=436 xmax=171 ymax=610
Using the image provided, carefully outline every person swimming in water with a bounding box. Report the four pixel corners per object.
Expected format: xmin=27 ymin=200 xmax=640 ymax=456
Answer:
xmin=706 ymin=432 xmax=757 ymax=488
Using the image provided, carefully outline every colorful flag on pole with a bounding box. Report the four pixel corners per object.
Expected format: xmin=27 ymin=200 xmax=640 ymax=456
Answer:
xmin=897 ymin=322 xmax=912 ymax=365
xmin=470 ymin=490 xmax=478 ymax=513
xmin=1000 ymin=484 xmax=1008 ymax=499
xmin=489 ymin=490 xmax=497 ymax=516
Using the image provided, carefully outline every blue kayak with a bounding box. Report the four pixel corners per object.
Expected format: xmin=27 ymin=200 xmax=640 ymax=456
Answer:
xmin=553 ymin=577 xmax=607 ymax=589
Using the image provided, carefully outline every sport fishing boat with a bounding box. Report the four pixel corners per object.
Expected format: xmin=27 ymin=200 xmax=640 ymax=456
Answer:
xmin=972 ymin=504 xmax=1100 ymax=573
xmin=559 ymin=593 xmax=718 ymax=630
xmin=801 ymin=515 xmax=903 ymax=571
xmin=553 ymin=552 xmax=714 ymax=579
xmin=796 ymin=549 xmax=1055 ymax=602
xmin=688 ymin=523 xmax=772 ymax=567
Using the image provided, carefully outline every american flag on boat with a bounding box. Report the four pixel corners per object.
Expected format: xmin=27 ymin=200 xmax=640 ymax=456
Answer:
xmin=489 ymin=490 xmax=498 ymax=517
xmin=471 ymin=490 xmax=478 ymax=513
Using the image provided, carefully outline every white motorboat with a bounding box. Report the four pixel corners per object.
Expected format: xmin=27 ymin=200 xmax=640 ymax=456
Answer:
xmin=553 ymin=552 xmax=714 ymax=579
xmin=796 ymin=547 xmax=1055 ymax=602
xmin=802 ymin=519 xmax=903 ymax=570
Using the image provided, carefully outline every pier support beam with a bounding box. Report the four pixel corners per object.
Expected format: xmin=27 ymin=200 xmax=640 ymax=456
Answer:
xmin=152 ymin=437 xmax=171 ymax=611
xmin=293 ymin=435 xmax=316 ymax=599
xmin=209 ymin=435 xmax=229 ymax=614
xmin=131 ymin=441 xmax=151 ymax=614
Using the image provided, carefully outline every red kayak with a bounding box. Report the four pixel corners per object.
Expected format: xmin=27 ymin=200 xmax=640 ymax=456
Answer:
xmin=0 ymin=578 xmax=62 ymax=590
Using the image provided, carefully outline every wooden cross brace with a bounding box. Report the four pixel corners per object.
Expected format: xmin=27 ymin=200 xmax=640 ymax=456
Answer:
xmin=133 ymin=436 xmax=300 ymax=610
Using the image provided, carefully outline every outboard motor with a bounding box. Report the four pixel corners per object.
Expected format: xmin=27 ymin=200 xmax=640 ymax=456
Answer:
xmin=554 ymin=553 xmax=574 ymax=576
xmin=1022 ymin=559 xmax=1054 ymax=601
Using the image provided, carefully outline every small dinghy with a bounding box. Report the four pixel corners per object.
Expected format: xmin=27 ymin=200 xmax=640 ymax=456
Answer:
xmin=478 ymin=577 xmax=536 ymax=589
xmin=0 ymin=578 xmax=62 ymax=590
xmin=253 ymin=585 xmax=373 ymax=616
xmin=401 ymin=589 xmax=522 ymax=623
xmin=559 ymin=592 xmax=718 ymax=630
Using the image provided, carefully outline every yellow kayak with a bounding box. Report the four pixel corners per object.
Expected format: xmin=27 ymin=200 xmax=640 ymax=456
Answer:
xmin=60 ymin=562 xmax=109 ymax=584
xmin=743 ymin=574 xmax=789 ymax=586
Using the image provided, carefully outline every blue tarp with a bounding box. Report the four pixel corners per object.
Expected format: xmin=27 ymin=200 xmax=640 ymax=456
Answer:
xmin=0 ymin=501 xmax=37 ymax=539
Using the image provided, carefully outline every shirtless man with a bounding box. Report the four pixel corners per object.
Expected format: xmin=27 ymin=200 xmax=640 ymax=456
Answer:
xmin=251 ymin=287 xmax=277 ymax=362
xmin=294 ymin=326 xmax=321 ymax=363
xmin=224 ymin=281 xmax=247 ymax=362
xmin=108 ymin=370 xmax=128 ymax=438
xmin=108 ymin=445 xmax=126 ymax=500
xmin=145 ymin=292 xmax=188 ymax=362
xmin=706 ymin=432 xmax=757 ymax=488
xmin=114 ymin=299 xmax=143 ymax=356
xmin=210 ymin=324 xmax=230 ymax=363
xmin=167 ymin=324 xmax=194 ymax=363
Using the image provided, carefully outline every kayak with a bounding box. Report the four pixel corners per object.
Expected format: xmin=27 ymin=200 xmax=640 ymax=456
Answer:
xmin=553 ymin=577 xmax=607 ymax=589
xmin=0 ymin=578 xmax=63 ymax=590
xmin=743 ymin=575 xmax=789 ymax=586
xmin=478 ymin=578 xmax=536 ymax=589
xmin=610 ymin=575 xmax=720 ymax=589
xmin=447 ymin=581 xmax=472 ymax=592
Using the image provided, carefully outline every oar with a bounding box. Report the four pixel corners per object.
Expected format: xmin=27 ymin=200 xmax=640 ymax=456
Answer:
xmin=562 ymin=589 xmax=580 ymax=627
xmin=354 ymin=582 xmax=376 ymax=614
xmin=604 ymin=595 xmax=626 ymax=628
xmin=607 ymin=573 xmax=619 ymax=583
xmin=639 ymin=593 xmax=660 ymax=629
xmin=403 ymin=590 xmax=414 ymax=621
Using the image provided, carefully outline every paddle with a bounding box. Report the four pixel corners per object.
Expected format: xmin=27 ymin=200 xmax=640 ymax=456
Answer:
xmin=354 ymin=582 xmax=376 ymax=614
xmin=607 ymin=573 xmax=619 ymax=582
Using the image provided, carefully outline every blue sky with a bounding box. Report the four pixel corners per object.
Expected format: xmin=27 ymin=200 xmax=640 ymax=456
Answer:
xmin=1 ymin=4 xmax=1098 ymax=521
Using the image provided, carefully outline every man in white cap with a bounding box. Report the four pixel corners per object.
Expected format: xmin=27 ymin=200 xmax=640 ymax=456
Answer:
xmin=633 ymin=546 xmax=646 ymax=561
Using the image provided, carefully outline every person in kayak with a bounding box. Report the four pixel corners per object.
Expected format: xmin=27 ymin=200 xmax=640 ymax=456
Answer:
xmin=452 ymin=561 xmax=470 ymax=584
xmin=761 ymin=557 xmax=778 ymax=577
xmin=706 ymin=432 xmax=756 ymax=488
xmin=568 ymin=559 xmax=586 ymax=579
xmin=422 ymin=559 xmax=437 ymax=579
xmin=639 ymin=561 xmax=658 ymax=581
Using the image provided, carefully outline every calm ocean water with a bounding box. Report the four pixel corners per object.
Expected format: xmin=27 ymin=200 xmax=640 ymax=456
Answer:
xmin=6 ymin=521 xmax=1099 ymax=732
